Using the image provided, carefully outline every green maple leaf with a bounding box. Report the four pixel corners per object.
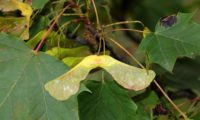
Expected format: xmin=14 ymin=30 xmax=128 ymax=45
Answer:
xmin=139 ymin=12 xmax=200 ymax=71
xmin=78 ymin=81 xmax=137 ymax=120
xmin=0 ymin=33 xmax=80 ymax=120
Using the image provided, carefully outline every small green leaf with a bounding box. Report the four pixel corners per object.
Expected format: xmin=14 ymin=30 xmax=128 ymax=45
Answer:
xmin=45 ymin=55 xmax=155 ymax=101
xmin=32 ymin=0 xmax=49 ymax=9
xmin=78 ymin=81 xmax=137 ymax=120
xmin=139 ymin=12 xmax=200 ymax=71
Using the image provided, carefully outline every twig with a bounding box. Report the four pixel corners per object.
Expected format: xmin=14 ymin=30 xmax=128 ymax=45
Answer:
xmin=187 ymin=97 xmax=199 ymax=114
xmin=91 ymin=0 xmax=100 ymax=29
xmin=154 ymin=80 xmax=189 ymax=120
xmin=107 ymin=37 xmax=189 ymax=120
xmin=105 ymin=28 xmax=149 ymax=34
xmin=107 ymin=37 xmax=145 ymax=69
xmin=103 ymin=21 xmax=145 ymax=28
xmin=34 ymin=5 xmax=70 ymax=52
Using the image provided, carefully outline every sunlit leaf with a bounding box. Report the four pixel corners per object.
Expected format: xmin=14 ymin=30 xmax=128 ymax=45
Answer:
xmin=45 ymin=55 xmax=156 ymax=101
xmin=139 ymin=12 xmax=200 ymax=71
xmin=0 ymin=0 xmax=32 ymax=39
xmin=12 ymin=0 xmax=32 ymax=19
xmin=0 ymin=0 xmax=20 ymax=12
xmin=0 ymin=0 xmax=32 ymax=23
xmin=62 ymin=57 xmax=84 ymax=67
xmin=46 ymin=46 xmax=91 ymax=59
xmin=0 ymin=33 xmax=80 ymax=120
xmin=0 ymin=17 xmax=28 ymax=40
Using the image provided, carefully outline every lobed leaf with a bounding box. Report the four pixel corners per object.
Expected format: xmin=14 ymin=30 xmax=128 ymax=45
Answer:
xmin=139 ymin=12 xmax=200 ymax=71
xmin=0 ymin=33 xmax=80 ymax=120
xmin=79 ymin=81 xmax=137 ymax=120
xmin=45 ymin=55 xmax=156 ymax=101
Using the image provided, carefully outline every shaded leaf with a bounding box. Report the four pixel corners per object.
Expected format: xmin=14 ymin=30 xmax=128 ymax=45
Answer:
xmin=0 ymin=33 xmax=80 ymax=120
xmin=134 ymin=91 xmax=160 ymax=120
xmin=162 ymin=57 xmax=200 ymax=94
xmin=78 ymin=81 xmax=137 ymax=120
xmin=32 ymin=0 xmax=49 ymax=10
xmin=127 ymin=0 xmax=186 ymax=30
xmin=139 ymin=12 xmax=200 ymax=71
xmin=45 ymin=55 xmax=155 ymax=101
xmin=29 ymin=16 xmax=49 ymax=38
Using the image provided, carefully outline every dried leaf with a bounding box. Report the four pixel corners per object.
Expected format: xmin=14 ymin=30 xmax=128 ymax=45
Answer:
xmin=45 ymin=55 xmax=156 ymax=101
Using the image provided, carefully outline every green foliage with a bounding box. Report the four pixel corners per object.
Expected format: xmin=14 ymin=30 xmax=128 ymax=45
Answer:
xmin=0 ymin=33 xmax=80 ymax=120
xmin=139 ymin=12 xmax=200 ymax=71
xmin=0 ymin=0 xmax=200 ymax=120
xmin=134 ymin=91 xmax=160 ymax=120
xmin=32 ymin=0 xmax=49 ymax=10
xmin=78 ymin=81 xmax=137 ymax=120
xmin=162 ymin=57 xmax=200 ymax=94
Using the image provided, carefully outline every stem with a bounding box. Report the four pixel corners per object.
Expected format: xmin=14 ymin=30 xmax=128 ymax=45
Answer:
xmin=62 ymin=13 xmax=84 ymax=16
xmin=77 ymin=0 xmax=80 ymax=5
xmin=97 ymin=38 xmax=102 ymax=55
xmin=107 ymin=37 xmax=189 ymax=120
xmin=72 ymin=24 xmax=81 ymax=35
xmin=34 ymin=5 xmax=70 ymax=52
xmin=102 ymin=37 xmax=106 ymax=55
xmin=105 ymin=28 xmax=149 ymax=34
xmin=107 ymin=37 xmax=145 ymax=69
xmin=187 ymin=97 xmax=199 ymax=114
xmin=91 ymin=0 xmax=100 ymax=29
xmin=101 ymin=71 xmax=105 ymax=84
xmin=103 ymin=21 xmax=145 ymax=28
xmin=153 ymin=80 xmax=189 ymax=120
